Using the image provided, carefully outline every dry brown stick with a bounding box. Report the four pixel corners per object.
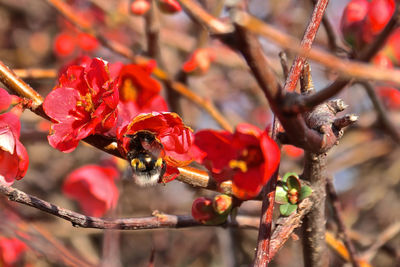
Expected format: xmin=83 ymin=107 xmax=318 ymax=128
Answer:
xmin=282 ymin=0 xmax=329 ymax=93
xmin=0 ymin=182 xmax=255 ymax=230
xmin=326 ymin=177 xmax=360 ymax=267
xmin=359 ymin=81 xmax=400 ymax=144
xmin=44 ymin=0 xmax=233 ymax=132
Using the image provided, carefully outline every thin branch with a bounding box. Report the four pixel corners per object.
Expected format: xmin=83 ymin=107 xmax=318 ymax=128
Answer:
xmin=144 ymin=0 xmax=161 ymax=60
xmin=0 ymin=182 xmax=256 ymax=230
xmin=13 ymin=69 xmax=57 ymax=79
xmin=326 ymin=177 xmax=360 ymax=267
xmin=177 ymin=0 xmax=233 ymax=34
xmin=361 ymin=221 xmax=400 ymax=261
xmin=283 ymin=0 xmax=329 ymax=93
xmin=310 ymin=0 xmax=338 ymax=52
xmin=232 ymin=11 xmax=400 ymax=86
xmin=359 ymin=81 xmax=400 ymax=144
xmin=0 ymin=61 xmax=43 ymax=108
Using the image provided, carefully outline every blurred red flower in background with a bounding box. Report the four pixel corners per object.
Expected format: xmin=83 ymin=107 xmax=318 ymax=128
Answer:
xmin=130 ymin=0 xmax=151 ymax=15
xmin=53 ymin=31 xmax=98 ymax=58
xmin=0 ymin=88 xmax=29 ymax=185
xmin=194 ymin=124 xmax=280 ymax=199
xmin=377 ymin=87 xmax=400 ymax=110
xmin=157 ymin=0 xmax=181 ymax=14
xmin=182 ymin=48 xmax=216 ymax=75
xmin=63 ymin=165 xmax=119 ymax=217
xmin=341 ymin=0 xmax=394 ymax=49
xmin=282 ymin=145 xmax=304 ymax=159
xmin=43 ymin=57 xmax=120 ymax=152
xmin=0 ymin=237 xmax=27 ymax=267
xmin=116 ymin=61 xmax=168 ymax=124
xmin=117 ymin=112 xmax=196 ymax=181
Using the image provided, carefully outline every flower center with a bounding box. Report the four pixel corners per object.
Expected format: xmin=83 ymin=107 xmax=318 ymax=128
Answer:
xmin=120 ymin=79 xmax=138 ymax=102
xmin=76 ymin=93 xmax=95 ymax=112
xmin=228 ymin=146 xmax=264 ymax=173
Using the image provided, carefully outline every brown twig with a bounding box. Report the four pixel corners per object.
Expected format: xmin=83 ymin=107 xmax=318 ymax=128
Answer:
xmin=326 ymin=177 xmax=360 ymax=267
xmin=0 ymin=182 xmax=256 ymax=230
xmin=283 ymin=0 xmax=328 ymax=93
xmin=13 ymin=68 xmax=58 ymax=79
xmin=177 ymin=0 xmax=233 ymax=34
xmin=0 ymin=61 xmax=43 ymax=108
xmin=359 ymin=81 xmax=400 ymax=144
xmin=144 ymin=0 xmax=161 ymax=60
xmin=232 ymin=11 xmax=400 ymax=87
xmin=310 ymin=0 xmax=338 ymax=52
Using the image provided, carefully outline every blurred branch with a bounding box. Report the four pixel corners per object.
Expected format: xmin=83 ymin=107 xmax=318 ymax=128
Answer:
xmin=13 ymin=69 xmax=57 ymax=79
xmin=144 ymin=0 xmax=161 ymax=60
xmin=232 ymin=10 xmax=400 ymax=87
xmin=177 ymin=0 xmax=233 ymax=34
xmin=325 ymin=231 xmax=372 ymax=267
xmin=44 ymin=0 xmax=233 ymax=132
xmin=282 ymin=0 xmax=328 ymax=93
xmin=359 ymin=81 xmax=400 ymax=144
xmin=326 ymin=177 xmax=360 ymax=267
xmin=361 ymin=221 xmax=400 ymax=262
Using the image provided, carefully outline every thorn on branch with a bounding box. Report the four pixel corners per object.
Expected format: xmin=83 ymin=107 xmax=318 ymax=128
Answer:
xmin=333 ymin=114 xmax=358 ymax=131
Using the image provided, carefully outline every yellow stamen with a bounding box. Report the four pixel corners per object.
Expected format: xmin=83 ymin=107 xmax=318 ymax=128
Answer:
xmin=229 ymin=160 xmax=248 ymax=172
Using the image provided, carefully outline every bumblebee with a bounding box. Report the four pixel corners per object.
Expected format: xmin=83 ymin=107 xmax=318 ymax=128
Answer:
xmin=126 ymin=130 xmax=166 ymax=186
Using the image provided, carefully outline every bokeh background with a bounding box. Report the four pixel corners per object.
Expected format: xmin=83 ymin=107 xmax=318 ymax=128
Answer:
xmin=0 ymin=0 xmax=399 ymax=266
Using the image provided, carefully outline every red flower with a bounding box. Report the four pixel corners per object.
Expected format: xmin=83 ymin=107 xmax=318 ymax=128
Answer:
xmin=53 ymin=32 xmax=76 ymax=57
xmin=192 ymin=195 xmax=232 ymax=225
xmin=363 ymin=0 xmax=395 ymax=43
xmin=117 ymin=61 xmax=168 ymax=123
xmin=377 ymin=86 xmax=400 ymax=110
xmin=0 ymin=88 xmax=12 ymax=112
xmin=182 ymin=48 xmax=216 ymax=75
xmin=43 ymin=57 xmax=120 ymax=152
xmin=63 ymin=165 xmax=119 ymax=217
xmin=0 ymin=237 xmax=27 ymax=267
xmin=0 ymin=109 xmax=29 ymax=185
xmin=76 ymin=33 xmax=99 ymax=52
xmin=340 ymin=0 xmax=369 ymax=49
xmin=131 ymin=0 xmax=151 ymax=15
xmin=157 ymin=0 xmax=181 ymax=14
xmin=117 ymin=112 xmax=195 ymax=181
xmin=194 ymin=123 xmax=280 ymax=199
xmin=282 ymin=145 xmax=304 ymax=159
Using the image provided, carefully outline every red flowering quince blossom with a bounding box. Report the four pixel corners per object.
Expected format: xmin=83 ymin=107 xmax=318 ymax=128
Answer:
xmin=377 ymin=86 xmax=400 ymax=110
xmin=116 ymin=61 xmax=168 ymax=123
xmin=182 ymin=48 xmax=216 ymax=75
xmin=340 ymin=0 xmax=395 ymax=48
xmin=117 ymin=112 xmax=196 ymax=180
xmin=43 ymin=57 xmax=120 ymax=152
xmin=0 ymin=89 xmax=29 ymax=185
xmin=63 ymin=165 xmax=119 ymax=217
xmin=194 ymin=123 xmax=280 ymax=199
xmin=0 ymin=237 xmax=27 ymax=267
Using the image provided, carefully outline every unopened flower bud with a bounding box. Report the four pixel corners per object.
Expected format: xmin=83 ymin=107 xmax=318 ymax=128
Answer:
xmin=213 ymin=195 xmax=232 ymax=215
